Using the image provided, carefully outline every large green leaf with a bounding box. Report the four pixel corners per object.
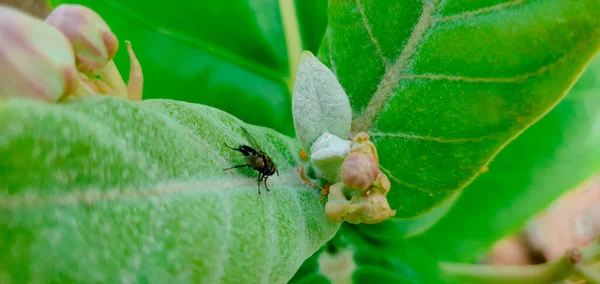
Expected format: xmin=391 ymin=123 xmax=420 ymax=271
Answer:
xmin=411 ymin=53 xmax=600 ymax=263
xmin=0 ymin=96 xmax=339 ymax=282
xmin=291 ymin=52 xmax=600 ymax=281
xmin=48 ymin=0 xmax=328 ymax=136
xmin=319 ymin=0 xmax=600 ymax=218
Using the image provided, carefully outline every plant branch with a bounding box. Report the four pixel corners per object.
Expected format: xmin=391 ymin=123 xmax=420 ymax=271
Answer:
xmin=439 ymin=248 xmax=584 ymax=284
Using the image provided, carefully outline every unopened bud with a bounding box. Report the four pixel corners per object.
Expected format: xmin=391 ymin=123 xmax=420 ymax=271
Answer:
xmin=325 ymin=132 xmax=395 ymax=224
xmin=45 ymin=4 xmax=118 ymax=75
xmin=340 ymin=132 xmax=380 ymax=191
xmin=340 ymin=152 xmax=379 ymax=191
xmin=0 ymin=6 xmax=78 ymax=101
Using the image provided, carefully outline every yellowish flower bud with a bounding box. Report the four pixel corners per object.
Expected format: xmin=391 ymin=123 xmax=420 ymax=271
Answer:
xmin=349 ymin=132 xmax=379 ymax=163
xmin=45 ymin=4 xmax=118 ymax=75
xmin=372 ymin=172 xmax=391 ymax=195
xmin=358 ymin=193 xmax=396 ymax=224
xmin=0 ymin=6 xmax=78 ymax=102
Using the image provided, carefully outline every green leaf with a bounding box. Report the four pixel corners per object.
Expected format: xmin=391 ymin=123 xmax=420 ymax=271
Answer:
xmin=0 ymin=96 xmax=339 ymax=282
xmin=319 ymin=0 xmax=600 ymax=218
xmin=290 ymin=225 xmax=442 ymax=283
xmin=48 ymin=0 xmax=328 ymax=137
xmin=292 ymin=52 xmax=352 ymax=153
xmin=412 ymin=53 xmax=600 ymax=263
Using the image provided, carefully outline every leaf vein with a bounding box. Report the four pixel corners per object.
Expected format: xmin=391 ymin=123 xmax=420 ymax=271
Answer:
xmin=0 ymin=174 xmax=304 ymax=209
xmin=351 ymin=0 xmax=438 ymax=134
xmin=432 ymin=0 xmax=526 ymax=24
xmin=262 ymin=197 xmax=277 ymax=283
xmin=216 ymin=194 xmax=232 ymax=283
xmin=380 ymin=166 xmax=437 ymax=195
xmin=356 ymin=0 xmax=390 ymax=66
xmin=369 ymin=131 xmax=502 ymax=143
xmin=398 ymin=51 xmax=572 ymax=83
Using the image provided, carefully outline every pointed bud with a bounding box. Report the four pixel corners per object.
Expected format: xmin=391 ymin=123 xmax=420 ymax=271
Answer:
xmin=45 ymin=4 xmax=118 ymax=75
xmin=0 ymin=6 xmax=78 ymax=102
xmin=125 ymin=41 xmax=143 ymax=101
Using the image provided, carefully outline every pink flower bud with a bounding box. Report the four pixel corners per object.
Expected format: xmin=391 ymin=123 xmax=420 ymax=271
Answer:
xmin=340 ymin=132 xmax=381 ymax=191
xmin=340 ymin=152 xmax=379 ymax=191
xmin=0 ymin=6 xmax=78 ymax=101
xmin=45 ymin=4 xmax=118 ymax=75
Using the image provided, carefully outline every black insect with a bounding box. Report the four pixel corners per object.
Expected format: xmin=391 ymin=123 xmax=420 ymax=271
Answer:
xmin=223 ymin=127 xmax=279 ymax=194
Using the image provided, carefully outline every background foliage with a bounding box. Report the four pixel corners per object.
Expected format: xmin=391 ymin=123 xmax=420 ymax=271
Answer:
xmin=49 ymin=0 xmax=329 ymax=137
xmin=3 ymin=0 xmax=599 ymax=282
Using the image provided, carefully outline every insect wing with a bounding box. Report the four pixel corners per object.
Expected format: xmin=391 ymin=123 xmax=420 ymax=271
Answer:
xmin=240 ymin=126 xmax=262 ymax=151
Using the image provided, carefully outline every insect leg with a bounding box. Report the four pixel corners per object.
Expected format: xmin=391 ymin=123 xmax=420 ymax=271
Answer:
xmin=224 ymin=143 xmax=238 ymax=150
xmin=257 ymin=172 xmax=263 ymax=195
xmin=264 ymin=175 xmax=271 ymax=192
xmin=222 ymin=164 xmax=251 ymax=171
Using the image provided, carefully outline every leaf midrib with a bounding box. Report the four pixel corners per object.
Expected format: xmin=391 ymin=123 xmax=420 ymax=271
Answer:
xmin=349 ymin=0 xmax=535 ymax=134
xmin=0 ymin=173 xmax=310 ymax=210
xmin=351 ymin=0 xmax=438 ymax=134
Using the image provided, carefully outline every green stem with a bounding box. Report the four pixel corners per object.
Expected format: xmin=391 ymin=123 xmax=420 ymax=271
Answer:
xmin=574 ymin=264 xmax=600 ymax=284
xmin=278 ymin=0 xmax=302 ymax=93
xmin=439 ymin=249 xmax=581 ymax=284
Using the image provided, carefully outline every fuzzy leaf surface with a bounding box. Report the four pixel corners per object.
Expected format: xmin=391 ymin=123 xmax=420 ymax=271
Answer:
xmin=0 ymin=96 xmax=339 ymax=283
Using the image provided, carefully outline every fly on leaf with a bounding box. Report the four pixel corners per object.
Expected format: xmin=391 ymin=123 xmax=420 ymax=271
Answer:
xmin=223 ymin=127 xmax=279 ymax=194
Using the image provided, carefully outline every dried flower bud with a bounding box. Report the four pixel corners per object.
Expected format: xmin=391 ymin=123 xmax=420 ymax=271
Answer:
xmin=45 ymin=4 xmax=118 ymax=75
xmin=372 ymin=172 xmax=391 ymax=195
xmin=325 ymin=182 xmax=361 ymax=223
xmin=325 ymin=182 xmax=395 ymax=224
xmin=359 ymin=193 xmax=396 ymax=224
xmin=0 ymin=6 xmax=78 ymax=101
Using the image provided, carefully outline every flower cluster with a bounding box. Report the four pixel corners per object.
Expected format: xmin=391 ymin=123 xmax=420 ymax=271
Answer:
xmin=0 ymin=4 xmax=142 ymax=102
xmin=324 ymin=133 xmax=395 ymax=224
